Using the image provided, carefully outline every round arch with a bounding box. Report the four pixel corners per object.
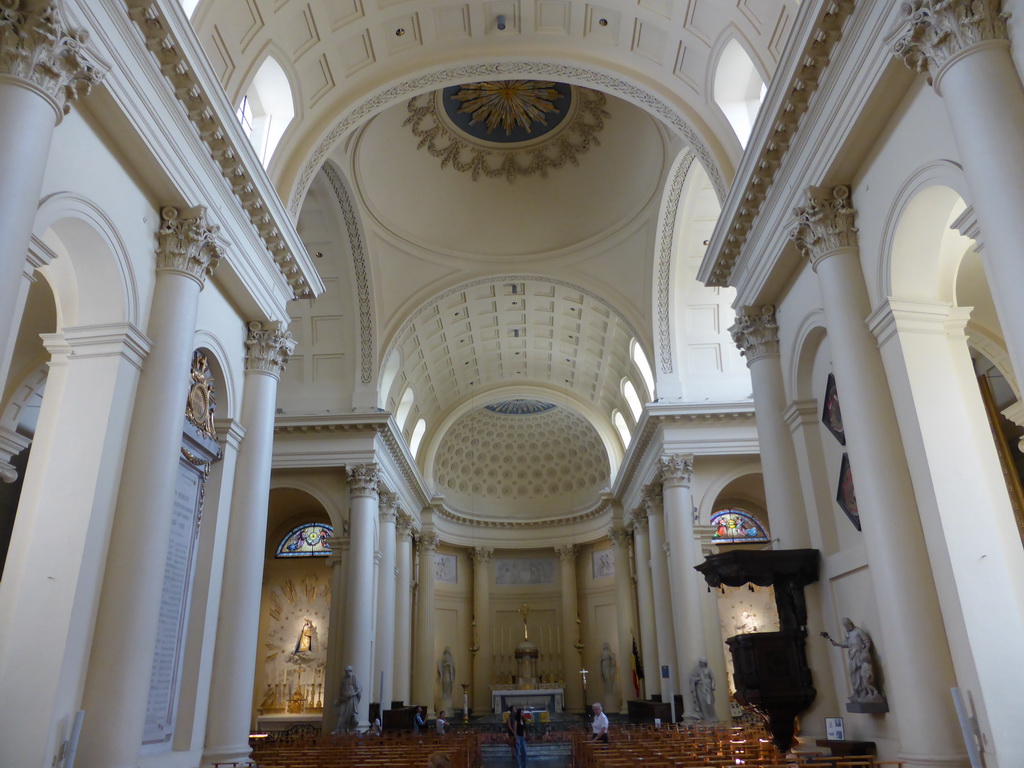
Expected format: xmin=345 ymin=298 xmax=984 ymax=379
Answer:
xmin=787 ymin=308 xmax=828 ymax=403
xmin=268 ymin=479 xmax=345 ymax=530
xmin=285 ymin=58 xmax=733 ymax=216
xmin=695 ymin=460 xmax=764 ymax=525
xmin=193 ymin=330 xmax=239 ymax=420
xmin=33 ymin=193 xmax=140 ymax=330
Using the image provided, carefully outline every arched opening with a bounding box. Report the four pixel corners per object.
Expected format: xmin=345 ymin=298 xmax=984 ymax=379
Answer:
xmin=713 ymin=38 xmax=767 ymax=149
xmin=409 ymin=418 xmax=427 ymax=459
xmin=622 ymin=379 xmax=642 ymax=423
xmin=395 ymin=386 xmax=415 ymax=431
xmin=613 ymin=410 xmax=631 ymax=449
xmin=236 ymin=56 xmax=296 ymax=167
xmin=631 ymin=339 xmax=655 ymax=401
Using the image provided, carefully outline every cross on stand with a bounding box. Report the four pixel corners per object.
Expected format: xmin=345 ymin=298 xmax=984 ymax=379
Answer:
xmin=580 ymin=668 xmax=589 ymax=719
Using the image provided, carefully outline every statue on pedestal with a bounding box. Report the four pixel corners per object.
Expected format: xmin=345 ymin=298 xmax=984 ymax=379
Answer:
xmin=333 ymin=665 xmax=362 ymax=733
xmin=821 ymin=618 xmax=888 ymax=713
xmin=689 ymin=657 xmax=716 ymax=721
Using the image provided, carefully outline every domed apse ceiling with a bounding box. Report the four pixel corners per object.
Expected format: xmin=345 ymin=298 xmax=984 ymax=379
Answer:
xmin=432 ymin=399 xmax=610 ymax=520
xmin=350 ymin=80 xmax=670 ymax=259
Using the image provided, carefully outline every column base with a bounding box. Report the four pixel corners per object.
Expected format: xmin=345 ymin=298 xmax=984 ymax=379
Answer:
xmin=896 ymin=749 xmax=971 ymax=768
xmin=202 ymin=743 xmax=253 ymax=767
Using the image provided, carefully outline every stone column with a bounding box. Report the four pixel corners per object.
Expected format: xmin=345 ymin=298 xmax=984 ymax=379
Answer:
xmin=609 ymin=525 xmax=637 ymax=713
xmin=894 ymin=0 xmax=1024 ymax=384
xmin=660 ymin=455 xmax=707 ymax=711
xmin=337 ymin=464 xmax=379 ymax=729
xmin=630 ymin=509 xmax=660 ymax=700
xmin=413 ymin=530 xmax=439 ymax=713
xmin=0 ymin=325 xmax=149 ymax=768
xmin=555 ymin=544 xmax=583 ymax=711
xmin=471 ymin=546 xmax=494 ymax=713
xmin=643 ymin=483 xmax=679 ymax=719
xmin=730 ymin=305 xmax=811 ymax=548
xmin=0 ymin=4 xmax=104 ymax=386
xmin=373 ymin=492 xmax=398 ymax=710
xmin=201 ymin=322 xmax=295 ymax=764
xmin=792 ymin=187 xmax=962 ymax=767
xmin=393 ymin=517 xmax=414 ymax=706
xmin=322 ymin=534 xmax=349 ymax=733
xmin=76 ymin=208 xmax=222 ymax=768
xmin=869 ymin=299 xmax=1024 ymax=763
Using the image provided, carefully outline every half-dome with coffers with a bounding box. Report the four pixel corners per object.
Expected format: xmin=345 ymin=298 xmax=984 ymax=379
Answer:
xmin=431 ymin=402 xmax=610 ymax=519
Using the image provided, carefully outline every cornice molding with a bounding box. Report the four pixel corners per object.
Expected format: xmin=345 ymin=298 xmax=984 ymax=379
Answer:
xmin=730 ymin=305 xmax=780 ymax=364
xmin=893 ymin=0 xmax=1009 ymax=91
xmin=125 ymin=0 xmax=321 ymax=300
xmin=700 ymin=0 xmax=855 ymax=287
xmin=0 ymin=0 xmax=107 ymax=121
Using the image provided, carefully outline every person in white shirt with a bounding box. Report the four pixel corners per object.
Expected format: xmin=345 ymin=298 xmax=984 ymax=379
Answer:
xmin=590 ymin=702 xmax=609 ymax=743
xmin=435 ymin=710 xmax=447 ymax=734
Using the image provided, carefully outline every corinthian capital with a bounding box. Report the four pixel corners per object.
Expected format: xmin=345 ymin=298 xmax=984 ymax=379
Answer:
xmin=631 ymin=508 xmax=649 ymax=529
xmin=893 ymin=0 xmax=1008 ymax=88
xmin=156 ymin=206 xmax=223 ymax=285
xmin=608 ymin=525 xmax=630 ymax=550
xmin=730 ymin=305 xmax=780 ymax=364
xmin=396 ymin=515 xmax=415 ymax=539
xmin=0 ymin=1 xmax=107 ymax=120
xmin=791 ymin=185 xmax=858 ymax=267
xmin=347 ymin=463 xmax=379 ymax=499
xmin=379 ymin=490 xmax=398 ymax=522
xmin=641 ymin=482 xmax=663 ymax=513
xmin=659 ymin=454 xmax=694 ymax=488
xmin=554 ymin=544 xmax=577 ymax=561
xmin=417 ymin=531 xmax=440 ymax=554
xmin=244 ymin=321 xmax=296 ymax=377
xmin=471 ymin=546 xmax=494 ymax=564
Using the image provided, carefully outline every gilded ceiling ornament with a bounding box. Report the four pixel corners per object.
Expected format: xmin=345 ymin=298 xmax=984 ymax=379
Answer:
xmin=451 ymin=80 xmax=564 ymax=135
xmin=404 ymin=83 xmax=609 ymax=182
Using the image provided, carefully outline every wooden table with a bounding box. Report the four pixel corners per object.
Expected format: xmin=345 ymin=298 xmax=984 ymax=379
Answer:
xmin=815 ymin=739 xmax=877 ymax=756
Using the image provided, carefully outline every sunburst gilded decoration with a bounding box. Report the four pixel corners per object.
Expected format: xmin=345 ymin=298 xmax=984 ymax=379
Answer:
xmin=445 ymin=80 xmax=569 ymax=142
xmin=405 ymin=80 xmax=609 ymax=182
xmin=484 ymin=399 xmax=558 ymax=415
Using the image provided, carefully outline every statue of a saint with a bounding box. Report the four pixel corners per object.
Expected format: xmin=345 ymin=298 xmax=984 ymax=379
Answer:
xmin=689 ymin=657 xmax=716 ymax=721
xmin=294 ymin=618 xmax=315 ymax=654
xmin=333 ymin=665 xmax=362 ymax=733
xmin=599 ymin=642 xmax=617 ymax=700
xmin=437 ymin=646 xmax=456 ymax=699
xmin=821 ymin=618 xmax=886 ymax=704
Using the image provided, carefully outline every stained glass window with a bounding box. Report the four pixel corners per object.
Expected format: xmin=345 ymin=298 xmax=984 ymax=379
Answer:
xmin=276 ymin=523 xmax=333 ymax=557
xmin=710 ymin=509 xmax=769 ymax=543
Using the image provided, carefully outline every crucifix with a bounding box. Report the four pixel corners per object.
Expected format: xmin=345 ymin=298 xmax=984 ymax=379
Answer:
xmin=518 ymin=603 xmax=532 ymax=641
xmin=580 ymin=667 xmax=589 ymax=710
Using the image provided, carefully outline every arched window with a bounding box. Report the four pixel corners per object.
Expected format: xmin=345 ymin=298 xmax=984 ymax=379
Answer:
xmin=623 ymin=379 xmax=643 ymax=422
xmin=710 ymin=509 xmax=769 ymax=543
xmin=395 ymin=386 xmax=415 ymax=429
xmin=409 ymin=418 xmax=427 ymax=458
xmin=713 ymin=38 xmax=767 ymax=148
xmin=235 ymin=56 xmax=295 ymax=167
xmin=380 ymin=349 xmax=401 ymax=408
xmin=179 ymin=0 xmax=201 ymax=17
xmin=613 ymin=410 xmax=631 ymax=449
xmin=631 ymin=339 xmax=655 ymax=400
xmin=276 ymin=523 xmax=334 ymax=557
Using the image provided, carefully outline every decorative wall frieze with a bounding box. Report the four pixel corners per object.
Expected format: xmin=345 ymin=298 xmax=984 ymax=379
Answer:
xmin=0 ymin=0 xmax=106 ymax=120
xmin=244 ymin=321 xmax=296 ymax=377
xmin=429 ymin=494 xmax=610 ymax=529
xmin=347 ymin=463 xmax=380 ymax=499
xmin=554 ymin=544 xmax=577 ymax=561
xmin=657 ymin=152 xmax=696 ymax=375
xmin=730 ymin=305 xmax=780 ymax=364
xmin=790 ymin=185 xmax=859 ymax=267
xmin=702 ymin=0 xmax=855 ymax=287
xmin=321 ymin=162 xmax=373 ymax=384
xmin=471 ymin=546 xmax=494 ymax=564
xmin=290 ymin=61 xmax=727 ymax=216
xmin=125 ymin=0 xmax=319 ymax=300
xmin=403 ymin=85 xmax=609 ymax=183
xmin=893 ymin=0 xmax=1009 ymax=88
xmin=659 ymin=454 xmax=694 ymax=489
xmin=156 ymin=206 xmax=223 ymax=285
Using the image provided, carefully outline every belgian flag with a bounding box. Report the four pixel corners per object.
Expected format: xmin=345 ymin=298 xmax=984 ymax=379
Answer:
xmin=631 ymin=635 xmax=644 ymax=697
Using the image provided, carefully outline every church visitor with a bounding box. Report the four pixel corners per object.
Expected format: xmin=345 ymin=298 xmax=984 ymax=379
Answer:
xmin=590 ymin=702 xmax=609 ymax=743
xmin=435 ymin=710 xmax=447 ymax=734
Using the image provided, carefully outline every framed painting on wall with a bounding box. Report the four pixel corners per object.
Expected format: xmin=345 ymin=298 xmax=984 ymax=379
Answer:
xmin=822 ymin=372 xmax=846 ymax=445
xmin=836 ymin=453 xmax=861 ymax=531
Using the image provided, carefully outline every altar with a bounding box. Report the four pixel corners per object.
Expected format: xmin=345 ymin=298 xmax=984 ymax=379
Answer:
xmin=490 ymin=688 xmax=564 ymax=714
xmin=256 ymin=713 xmax=324 ymax=733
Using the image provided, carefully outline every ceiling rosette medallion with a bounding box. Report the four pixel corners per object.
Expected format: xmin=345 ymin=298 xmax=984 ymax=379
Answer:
xmin=404 ymin=79 xmax=609 ymax=182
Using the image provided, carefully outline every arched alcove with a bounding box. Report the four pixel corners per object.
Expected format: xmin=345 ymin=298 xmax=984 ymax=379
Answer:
xmin=713 ymin=37 xmax=767 ymax=149
xmin=236 ymin=54 xmax=297 ymax=168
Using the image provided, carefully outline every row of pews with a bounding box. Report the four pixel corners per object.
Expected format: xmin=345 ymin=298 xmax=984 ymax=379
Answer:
xmin=571 ymin=723 xmax=906 ymax=768
xmin=237 ymin=731 xmax=480 ymax=768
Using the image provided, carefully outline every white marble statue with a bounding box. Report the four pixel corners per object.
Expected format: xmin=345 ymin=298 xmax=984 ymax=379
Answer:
xmin=333 ymin=665 xmax=361 ymax=733
xmin=822 ymin=618 xmax=886 ymax=704
xmin=689 ymin=657 xmax=716 ymax=721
